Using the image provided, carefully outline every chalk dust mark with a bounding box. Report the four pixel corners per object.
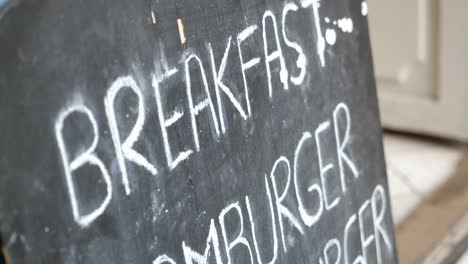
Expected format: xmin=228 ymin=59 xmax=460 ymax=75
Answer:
xmin=325 ymin=28 xmax=336 ymax=45
xmin=337 ymin=17 xmax=353 ymax=33
xmin=361 ymin=1 xmax=368 ymax=16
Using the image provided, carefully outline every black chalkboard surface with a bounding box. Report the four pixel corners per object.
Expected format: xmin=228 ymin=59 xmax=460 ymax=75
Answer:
xmin=0 ymin=0 xmax=397 ymax=263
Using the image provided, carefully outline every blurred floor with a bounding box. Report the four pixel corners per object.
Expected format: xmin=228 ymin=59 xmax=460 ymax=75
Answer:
xmin=383 ymin=132 xmax=468 ymax=263
xmin=384 ymin=133 xmax=463 ymax=225
xmin=458 ymin=251 xmax=468 ymax=264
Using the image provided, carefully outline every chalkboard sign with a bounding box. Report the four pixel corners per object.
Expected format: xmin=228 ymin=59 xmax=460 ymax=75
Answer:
xmin=0 ymin=0 xmax=397 ymax=263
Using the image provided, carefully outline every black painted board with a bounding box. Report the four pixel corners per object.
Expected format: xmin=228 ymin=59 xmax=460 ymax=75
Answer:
xmin=0 ymin=0 xmax=397 ymax=263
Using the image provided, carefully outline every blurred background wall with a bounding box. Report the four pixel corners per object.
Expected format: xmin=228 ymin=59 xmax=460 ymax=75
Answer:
xmin=367 ymin=1 xmax=468 ymax=263
xmin=369 ymin=0 xmax=468 ymax=141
